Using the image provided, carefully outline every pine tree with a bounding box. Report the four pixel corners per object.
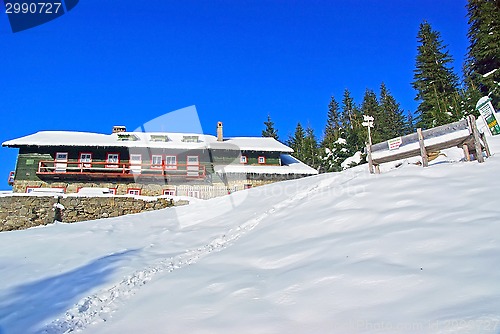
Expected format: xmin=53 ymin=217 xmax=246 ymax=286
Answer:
xmin=262 ymin=114 xmax=279 ymax=140
xmin=302 ymin=125 xmax=319 ymax=169
xmin=341 ymin=89 xmax=364 ymax=154
xmin=379 ymin=83 xmax=407 ymax=140
xmin=361 ymin=89 xmax=383 ymax=143
xmin=405 ymin=112 xmax=417 ymax=134
xmin=322 ymin=96 xmax=341 ymax=147
xmin=412 ymin=21 xmax=462 ymax=128
xmin=287 ymin=122 xmax=305 ymax=161
xmin=465 ymin=0 xmax=500 ymax=110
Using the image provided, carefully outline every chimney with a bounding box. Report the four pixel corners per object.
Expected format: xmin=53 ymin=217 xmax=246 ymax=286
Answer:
xmin=217 ymin=121 xmax=223 ymax=141
xmin=112 ymin=125 xmax=126 ymax=134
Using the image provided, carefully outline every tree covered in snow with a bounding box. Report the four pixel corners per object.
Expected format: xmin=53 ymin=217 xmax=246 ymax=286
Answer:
xmin=320 ymin=96 xmax=346 ymax=172
xmin=412 ymin=21 xmax=462 ymax=128
xmin=465 ymin=0 xmax=500 ymax=110
xmin=320 ymin=137 xmax=353 ymax=172
xmin=340 ymin=89 xmax=365 ymax=155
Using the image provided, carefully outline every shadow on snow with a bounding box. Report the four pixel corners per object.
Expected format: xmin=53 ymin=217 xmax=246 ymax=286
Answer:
xmin=0 ymin=249 xmax=140 ymax=334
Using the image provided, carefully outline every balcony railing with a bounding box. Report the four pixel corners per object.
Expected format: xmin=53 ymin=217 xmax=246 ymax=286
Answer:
xmin=36 ymin=160 xmax=206 ymax=179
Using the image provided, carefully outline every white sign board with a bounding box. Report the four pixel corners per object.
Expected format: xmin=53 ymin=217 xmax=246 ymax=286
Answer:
xmin=476 ymin=96 xmax=500 ymax=135
xmin=387 ymin=137 xmax=402 ymax=150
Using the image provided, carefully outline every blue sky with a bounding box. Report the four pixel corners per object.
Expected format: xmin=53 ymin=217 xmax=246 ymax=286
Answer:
xmin=0 ymin=0 xmax=469 ymax=190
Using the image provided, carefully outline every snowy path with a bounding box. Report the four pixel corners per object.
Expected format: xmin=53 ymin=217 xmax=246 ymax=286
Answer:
xmin=39 ymin=172 xmax=356 ymax=333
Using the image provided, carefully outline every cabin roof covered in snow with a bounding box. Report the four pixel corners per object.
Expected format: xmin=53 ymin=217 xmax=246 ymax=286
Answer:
xmin=2 ymin=131 xmax=294 ymax=153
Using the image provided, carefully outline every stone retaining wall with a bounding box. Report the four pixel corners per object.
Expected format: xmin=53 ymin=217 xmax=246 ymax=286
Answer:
xmin=0 ymin=195 xmax=188 ymax=232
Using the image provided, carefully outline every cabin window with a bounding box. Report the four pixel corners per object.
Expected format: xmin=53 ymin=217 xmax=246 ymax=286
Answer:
xmin=106 ymin=153 xmax=120 ymax=168
xmin=25 ymin=186 xmax=39 ymax=193
xmin=117 ymin=133 xmax=139 ymax=141
xmin=130 ymin=154 xmax=142 ymax=174
xmin=55 ymin=152 xmax=68 ymax=161
xmin=182 ymin=135 xmax=200 ymax=143
xmin=150 ymin=135 xmax=170 ymax=142
xmin=258 ymin=156 xmax=266 ymax=164
xmin=165 ymin=155 xmax=177 ymax=169
xmin=130 ymin=154 xmax=142 ymax=165
xmin=79 ymin=153 xmax=92 ymax=167
xmin=109 ymin=188 xmax=117 ymax=195
xmin=163 ymin=189 xmax=176 ymax=196
xmin=151 ymin=155 xmax=163 ymax=169
xmin=240 ymin=155 xmax=247 ymax=164
xmin=127 ymin=188 xmax=141 ymax=196
xmin=186 ymin=156 xmax=200 ymax=177
xmin=55 ymin=152 xmax=68 ymax=173
xmin=187 ymin=156 xmax=199 ymax=165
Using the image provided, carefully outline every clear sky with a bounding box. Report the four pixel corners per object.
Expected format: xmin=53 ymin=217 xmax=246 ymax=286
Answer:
xmin=0 ymin=0 xmax=469 ymax=190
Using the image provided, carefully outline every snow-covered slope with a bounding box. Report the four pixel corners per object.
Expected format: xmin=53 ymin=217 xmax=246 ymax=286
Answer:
xmin=1 ymin=138 xmax=500 ymax=334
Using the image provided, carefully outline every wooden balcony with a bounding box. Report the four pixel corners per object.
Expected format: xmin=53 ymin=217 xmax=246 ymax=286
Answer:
xmin=36 ymin=160 xmax=206 ymax=181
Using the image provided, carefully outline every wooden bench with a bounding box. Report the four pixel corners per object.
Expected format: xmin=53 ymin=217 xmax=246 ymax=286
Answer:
xmin=366 ymin=115 xmax=491 ymax=174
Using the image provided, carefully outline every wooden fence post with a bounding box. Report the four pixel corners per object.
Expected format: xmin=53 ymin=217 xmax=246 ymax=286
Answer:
xmin=462 ymin=144 xmax=471 ymax=162
xmin=417 ymin=128 xmax=428 ymax=167
xmin=469 ymin=115 xmax=484 ymax=163
xmin=366 ymin=143 xmax=374 ymax=174
xmin=480 ymin=132 xmax=491 ymax=157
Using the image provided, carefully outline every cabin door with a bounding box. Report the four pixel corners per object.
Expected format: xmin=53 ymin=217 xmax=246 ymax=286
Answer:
xmin=186 ymin=155 xmax=199 ymax=177
xmin=130 ymin=154 xmax=142 ymax=174
xmin=55 ymin=152 xmax=68 ymax=173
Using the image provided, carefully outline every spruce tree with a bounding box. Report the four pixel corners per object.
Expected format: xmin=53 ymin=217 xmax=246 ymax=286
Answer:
xmin=361 ymin=89 xmax=383 ymax=143
xmin=412 ymin=21 xmax=462 ymax=128
xmin=262 ymin=114 xmax=279 ymax=140
xmin=287 ymin=122 xmax=305 ymax=161
xmin=379 ymin=83 xmax=407 ymax=140
xmin=405 ymin=112 xmax=417 ymax=134
xmin=465 ymin=0 xmax=500 ymax=110
xmin=322 ymin=95 xmax=341 ymax=147
xmin=302 ymin=125 xmax=319 ymax=169
xmin=341 ymin=89 xmax=364 ymax=154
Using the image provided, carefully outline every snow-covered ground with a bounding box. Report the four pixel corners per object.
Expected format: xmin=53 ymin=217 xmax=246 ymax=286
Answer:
xmin=1 ymin=137 xmax=500 ymax=334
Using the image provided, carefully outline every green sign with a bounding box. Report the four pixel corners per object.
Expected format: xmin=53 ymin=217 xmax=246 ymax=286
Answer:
xmin=476 ymin=97 xmax=500 ymax=135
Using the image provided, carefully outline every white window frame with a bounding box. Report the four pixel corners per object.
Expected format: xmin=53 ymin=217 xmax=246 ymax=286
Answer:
xmin=130 ymin=154 xmax=142 ymax=174
xmin=55 ymin=152 xmax=68 ymax=173
xmin=258 ymin=156 xmax=266 ymax=164
xmin=165 ymin=155 xmax=177 ymax=170
xmin=151 ymin=155 xmax=163 ymax=169
xmin=163 ymin=189 xmax=176 ymax=196
xmin=186 ymin=155 xmax=200 ymax=177
xmin=79 ymin=153 xmax=92 ymax=162
xmin=127 ymin=188 xmax=141 ymax=196
xmin=55 ymin=152 xmax=68 ymax=161
xmin=106 ymin=153 xmax=120 ymax=168
xmin=240 ymin=155 xmax=247 ymax=164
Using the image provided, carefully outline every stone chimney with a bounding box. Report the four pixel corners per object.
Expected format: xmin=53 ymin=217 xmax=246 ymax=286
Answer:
xmin=112 ymin=126 xmax=126 ymax=134
xmin=217 ymin=121 xmax=223 ymax=141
